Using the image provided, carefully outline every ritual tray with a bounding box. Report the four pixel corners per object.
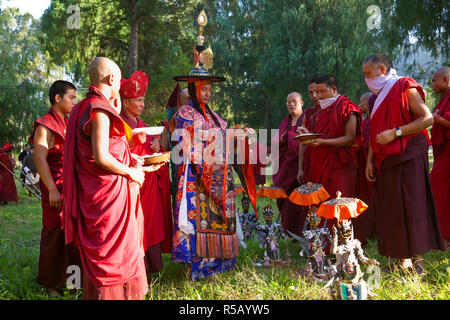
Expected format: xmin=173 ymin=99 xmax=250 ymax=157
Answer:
xmin=143 ymin=152 xmax=171 ymax=165
xmin=293 ymin=133 xmax=323 ymax=142
xmin=131 ymin=126 xmax=165 ymax=136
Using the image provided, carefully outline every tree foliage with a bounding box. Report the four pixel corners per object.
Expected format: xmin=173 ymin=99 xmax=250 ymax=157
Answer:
xmin=0 ymin=7 xmax=66 ymax=146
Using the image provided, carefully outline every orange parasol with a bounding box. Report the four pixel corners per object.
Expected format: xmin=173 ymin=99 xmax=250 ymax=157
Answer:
xmin=288 ymin=182 xmax=330 ymax=206
xmin=316 ymin=191 xmax=368 ymax=222
xmin=256 ymin=186 xmax=288 ymax=199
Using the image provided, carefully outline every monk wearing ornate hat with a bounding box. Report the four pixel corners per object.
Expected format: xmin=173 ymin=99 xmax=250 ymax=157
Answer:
xmin=120 ymin=70 xmax=173 ymax=275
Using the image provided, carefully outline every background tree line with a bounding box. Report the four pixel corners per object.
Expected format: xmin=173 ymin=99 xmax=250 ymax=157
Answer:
xmin=0 ymin=0 xmax=448 ymax=146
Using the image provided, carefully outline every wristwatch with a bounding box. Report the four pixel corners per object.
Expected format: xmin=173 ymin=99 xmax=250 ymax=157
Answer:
xmin=395 ymin=127 xmax=402 ymax=137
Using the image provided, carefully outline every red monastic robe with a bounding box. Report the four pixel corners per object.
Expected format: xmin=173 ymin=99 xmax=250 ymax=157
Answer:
xmin=120 ymin=111 xmax=173 ymax=260
xmin=30 ymin=107 xmax=67 ymax=229
xmin=0 ymin=153 xmax=18 ymax=203
xmin=63 ymin=86 xmax=147 ymax=297
xmin=302 ymin=106 xmax=320 ymax=184
xmin=309 ymin=95 xmax=362 ymax=199
xmin=430 ymin=90 xmax=450 ymax=239
xmin=30 ymin=107 xmax=81 ymax=289
xmin=370 ymin=77 xmax=445 ymax=258
xmin=273 ymin=112 xmax=307 ymax=236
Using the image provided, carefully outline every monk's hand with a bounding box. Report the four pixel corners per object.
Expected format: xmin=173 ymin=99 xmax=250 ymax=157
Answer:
xmin=365 ymin=161 xmax=376 ymax=183
xmin=127 ymin=167 xmax=145 ymax=187
xmin=150 ymin=138 xmax=160 ymax=153
xmin=375 ymin=129 xmax=396 ymax=145
xmin=309 ymin=138 xmax=323 ymax=147
xmin=142 ymin=163 xmax=164 ymax=173
xmin=130 ymin=153 xmax=144 ymax=167
xmin=296 ymin=127 xmax=310 ymax=134
xmin=49 ymin=188 xmax=62 ymax=210
xmin=297 ymin=169 xmax=304 ymax=184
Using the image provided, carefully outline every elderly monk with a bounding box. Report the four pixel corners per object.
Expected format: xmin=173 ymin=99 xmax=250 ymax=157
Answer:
xmin=0 ymin=143 xmax=18 ymax=204
xmin=120 ymin=70 xmax=173 ymax=275
xmin=30 ymin=80 xmax=81 ymax=293
xmin=363 ymin=54 xmax=445 ymax=273
xmin=273 ymin=92 xmax=307 ymax=236
xmin=63 ymin=57 xmax=160 ymax=300
xmin=430 ymin=66 xmax=450 ymax=250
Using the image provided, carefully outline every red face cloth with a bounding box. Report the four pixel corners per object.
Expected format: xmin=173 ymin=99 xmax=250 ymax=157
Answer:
xmin=120 ymin=70 xmax=149 ymax=99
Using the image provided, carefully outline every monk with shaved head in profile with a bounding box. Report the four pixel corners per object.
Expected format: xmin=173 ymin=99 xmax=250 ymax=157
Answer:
xmin=63 ymin=57 xmax=160 ymax=300
xmin=430 ymin=66 xmax=450 ymax=249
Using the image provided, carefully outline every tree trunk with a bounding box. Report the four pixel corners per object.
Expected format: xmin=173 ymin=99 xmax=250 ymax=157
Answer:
xmin=128 ymin=0 xmax=139 ymax=74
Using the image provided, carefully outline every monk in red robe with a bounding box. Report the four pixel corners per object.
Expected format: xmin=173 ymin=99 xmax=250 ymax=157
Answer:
xmin=352 ymin=92 xmax=376 ymax=246
xmin=430 ymin=66 xmax=450 ymax=249
xmin=297 ymin=78 xmax=321 ymax=185
xmin=63 ymin=57 xmax=160 ymax=300
xmin=30 ymin=80 xmax=81 ymax=293
xmin=299 ymin=75 xmax=362 ymax=237
xmin=0 ymin=143 xmax=18 ymax=204
xmin=273 ymin=92 xmax=307 ymax=236
xmin=120 ymin=70 xmax=173 ymax=275
xmin=363 ymin=54 xmax=445 ymax=273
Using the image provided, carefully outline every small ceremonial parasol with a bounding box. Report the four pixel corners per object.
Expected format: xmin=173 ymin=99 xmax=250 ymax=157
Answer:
xmin=256 ymin=186 xmax=288 ymax=199
xmin=316 ymin=191 xmax=368 ymax=222
xmin=288 ymin=182 xmax=330 ymax=206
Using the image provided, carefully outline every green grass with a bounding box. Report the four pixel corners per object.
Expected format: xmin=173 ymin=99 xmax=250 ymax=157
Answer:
xmin=0 ymin=179 xmax=449 ymax=300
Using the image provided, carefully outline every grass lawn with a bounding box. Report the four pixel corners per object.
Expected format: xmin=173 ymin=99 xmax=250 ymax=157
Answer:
xmin=0 ymin=178 xmax=449 ymax=301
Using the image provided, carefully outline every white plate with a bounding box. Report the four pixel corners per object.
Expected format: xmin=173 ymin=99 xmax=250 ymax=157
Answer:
xmin=131 ymin=126 xmax=165 ymax=136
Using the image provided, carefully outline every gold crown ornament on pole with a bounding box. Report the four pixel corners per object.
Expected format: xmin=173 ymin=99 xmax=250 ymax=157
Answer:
xmin=173 ymin=4 xmax=224 ymax=82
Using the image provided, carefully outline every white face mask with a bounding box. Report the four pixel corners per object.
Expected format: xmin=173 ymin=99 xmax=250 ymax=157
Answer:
xmin=319 ymin=95 xmax=340 ymax=110
xmin=365 ymin=68 xmax=398 ymax=94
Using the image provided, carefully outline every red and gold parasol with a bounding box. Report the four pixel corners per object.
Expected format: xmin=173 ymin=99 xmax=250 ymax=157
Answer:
xmin=288 ymin=182 xmax=330 ymax=206
xmin=316 ymin=191 xmax=368 ymax=222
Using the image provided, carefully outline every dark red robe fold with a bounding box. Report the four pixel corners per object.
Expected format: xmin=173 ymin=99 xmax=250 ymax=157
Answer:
xmin=370 ymin=78 xmax=445 ymax=258
xmin=273 ymin=112 xmax=307 ymax=236
xmin=63 ymin=85 xmax=147 ymax=294
xmin=370 ymin=77 xmax=429 ymax=169
xmin=120 ymin=111 xmax=173 ymax=273
xmin=29 ymin=107 xmax=81 ymax=289
xmin=309 ymin=95 xmax=362 ymax=199
xmin=308 ymin=96 xmax=362 ymax=241
xmin=0 ymin=153 xmax=18 ymax=203
xmin=430 ymin=90 xmax=450 ymax=239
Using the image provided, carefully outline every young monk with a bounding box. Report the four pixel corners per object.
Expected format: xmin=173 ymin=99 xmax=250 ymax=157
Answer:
xmin=30 ymin=80 xmax=81 ymax=293
xmin=363 ymin=54 xmax=445 ymax=273
xmin=430 ymin=66 xmax=450 ymax=249
xmin=63 ymin=57 xmax=161 ymax=300
xmin=120 ymin=70 xmax=173 ymax=275
xmin=299 ymin=75 xmax=362 ymax=200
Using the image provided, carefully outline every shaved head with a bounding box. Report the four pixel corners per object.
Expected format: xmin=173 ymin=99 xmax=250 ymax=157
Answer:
xmin=359 ymin=92 xmax=372 ymax=116
xmin=89 ymin=57 xmax=121 ymax=85
xmin=432 ymin=66 xmax=450 ymax=94
xmin=434 ymin=66 xmax=450 ymax=78
xmin=88 ymin=57 xmax=122 ymax=99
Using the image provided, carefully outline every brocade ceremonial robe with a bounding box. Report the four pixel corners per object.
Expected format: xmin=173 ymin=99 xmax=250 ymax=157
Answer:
xmin=170 ymin=99 xmax=256 ymax=281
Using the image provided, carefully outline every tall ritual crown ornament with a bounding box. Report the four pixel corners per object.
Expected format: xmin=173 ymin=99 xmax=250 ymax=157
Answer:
xmin=172 ymin=4 xmax=224 ymax=83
